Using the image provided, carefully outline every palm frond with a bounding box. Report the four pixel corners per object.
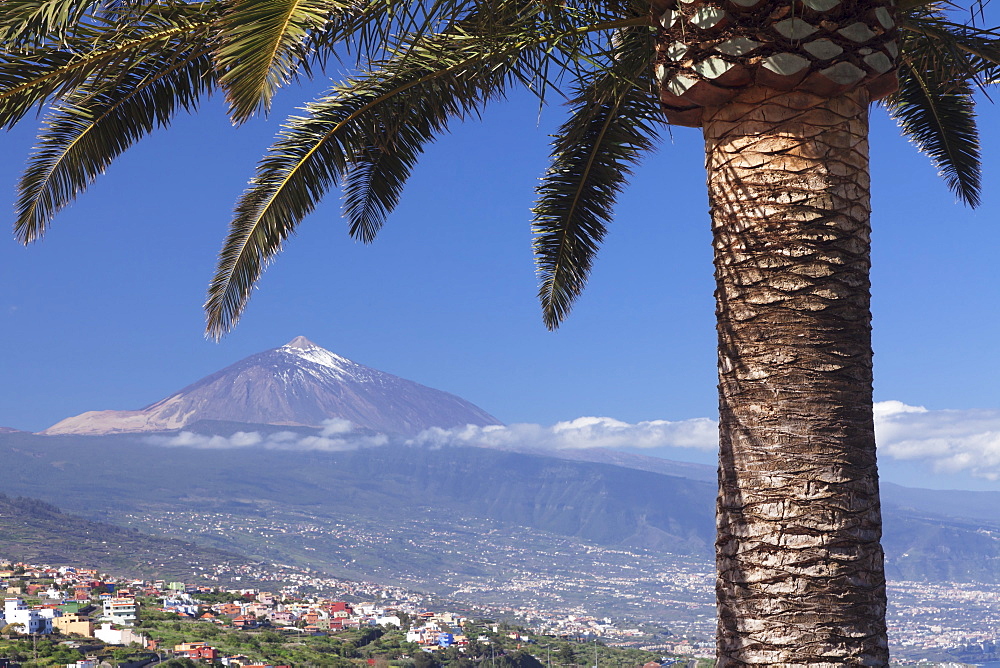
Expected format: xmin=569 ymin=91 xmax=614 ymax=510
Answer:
xmin=14 ymin=33 xmax=215 ymax=242
xmin=0 ymin=0 xmax=105 ymax=47
xmin=204 ymin=18 xmax=574 ymax=338
xmin=340 ymin=142 xmax=416 ymax=245
xmin=900 ymin=10 xmax=1000 ymax=85
xmin=889 ymin=9 xmax=996 ymax=207
xmin=532 ymin=23 xmax=661 ymax=330
xmin=339 ymin=6 xmax=587 ymax=244
xmin=215 ymin=0 xmax=345 ymax=123
xmin=887 ymin=61 xmax=981 ymax=206
xmin=0 ymin=2 xmax=217 ymax=128
xmin=336 ymin=48 xmax=512 ymax=244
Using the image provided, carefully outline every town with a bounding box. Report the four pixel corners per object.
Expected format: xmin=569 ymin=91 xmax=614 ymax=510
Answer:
xmin=2 ymin=554 xmax=1000 ymax=667
xmin=0 ymin=559 xmax=706 ymax=668
xmin=112 ymin=508 xmax=1000 ymax=665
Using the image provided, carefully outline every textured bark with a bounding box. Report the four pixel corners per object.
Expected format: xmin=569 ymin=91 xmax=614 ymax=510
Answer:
xmin=654 ymin=0 xmax=898 ymax=127
xmin=705 ymin=86 xmax=888 ymax=666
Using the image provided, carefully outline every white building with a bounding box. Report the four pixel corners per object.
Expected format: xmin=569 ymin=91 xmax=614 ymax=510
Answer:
xmin=1 ymin=597 xmax=53 ymax=634
xmin=102 ymin=597 xmax=137 ymax=626
xmin=36 ymin=607 xmax=63 ymax=624
xmin=94 ymin=622 xmax=147 ymax=646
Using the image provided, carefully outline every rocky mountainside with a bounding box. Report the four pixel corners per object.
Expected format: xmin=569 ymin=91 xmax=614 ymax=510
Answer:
xmin=43 ymin=336 xmax=501 ymax=437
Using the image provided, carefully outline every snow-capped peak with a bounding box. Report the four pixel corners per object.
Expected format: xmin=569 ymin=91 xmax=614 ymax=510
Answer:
xmin=279 ymin=336 xmax=352 ymax=373
xmin=43 ymin=335 xmax=501 ymax=436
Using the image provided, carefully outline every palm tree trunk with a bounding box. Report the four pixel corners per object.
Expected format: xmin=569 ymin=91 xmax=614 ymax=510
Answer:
xmin=704 ymin=85 xmax=889 ymax=666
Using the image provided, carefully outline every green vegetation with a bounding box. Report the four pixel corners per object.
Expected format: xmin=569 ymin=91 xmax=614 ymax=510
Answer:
xmin=0 ymin=637 xmax=82 ymax=667
xmin=131 ymin=601 xmax=677 ymax=668
xmin=0 ymin=635 xmax=149 ymax=667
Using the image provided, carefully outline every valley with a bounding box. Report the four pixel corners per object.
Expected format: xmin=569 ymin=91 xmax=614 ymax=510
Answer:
xmin=111 ymin=506 xmax=716 ymax=628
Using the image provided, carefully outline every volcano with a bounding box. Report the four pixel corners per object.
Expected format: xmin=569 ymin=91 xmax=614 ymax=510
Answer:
xmin=42 ymin=336 xmax=501 ymax=437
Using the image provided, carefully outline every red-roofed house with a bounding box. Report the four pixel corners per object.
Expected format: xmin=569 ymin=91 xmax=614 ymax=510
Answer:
xmin=232 ymin=615 xmax=259 ymax=629
xmin=175 ymin=642 xmax=219 ymax=661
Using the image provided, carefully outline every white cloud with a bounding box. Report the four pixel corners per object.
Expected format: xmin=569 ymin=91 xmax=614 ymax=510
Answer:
xmin=873 ymin=401 xmax=1000 ymax=481
xmin=145 ymin=418 xmax=389 ymax=452
xmin=410 ymin=404 xmax=1000 ymax=482
xmin=145 ymin=430 xmax=264 ymax=449
xmin=319 ymin=418 xmax=355 ymax=436
xmin=873 ymin=400 xmax=928 ymax=419
xmin=409 ymin=416 xmax=719 ymax=451
xmin=141 ymin=403 xmax=1000 ymax=482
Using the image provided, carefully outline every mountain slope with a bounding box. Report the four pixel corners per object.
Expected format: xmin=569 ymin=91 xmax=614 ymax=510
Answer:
xmin=4 ymin=430 xmax=1000 ymax=585
xmin=0 ymin=493 xmax=250 ymax=581
xmin=0 ymin=432 xmax=717 ymax=555
xmin=43 ymin=337 xmax=501 ymax=436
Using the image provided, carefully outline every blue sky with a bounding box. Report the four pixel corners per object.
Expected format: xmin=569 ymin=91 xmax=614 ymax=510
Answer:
xmin=2 ymin=77 xmax=999 ymax=490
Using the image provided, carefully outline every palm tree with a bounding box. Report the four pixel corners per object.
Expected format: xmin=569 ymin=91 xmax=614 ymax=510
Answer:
xmin=2 ymin=0 xmax=999 ymax=663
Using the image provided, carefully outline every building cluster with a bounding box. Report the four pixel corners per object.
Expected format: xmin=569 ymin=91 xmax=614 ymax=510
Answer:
xmin=0 ymin=559 xmax=482 ymax=667
xmin=162 ymin=589 xmax=405 ymax=633
xmin=7 ymin=554 xmax=1000 ymax=667
xmin=0 ymin=563 xmax=152 ymax=640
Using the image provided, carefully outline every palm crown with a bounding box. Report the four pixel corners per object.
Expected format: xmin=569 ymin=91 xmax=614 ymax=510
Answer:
xmin=2 ymin=0 xmax=997 ymax=337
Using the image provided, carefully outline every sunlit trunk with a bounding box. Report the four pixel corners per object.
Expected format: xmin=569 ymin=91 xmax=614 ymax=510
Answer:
xmin=704 ymin=86 xmax=889 ymax=666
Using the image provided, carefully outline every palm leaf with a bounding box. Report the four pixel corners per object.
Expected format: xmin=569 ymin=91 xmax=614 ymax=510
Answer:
xmin=333 ymin=7 xmax=652 ymax=246
xmin=339 ymin=7 xmax=572 ymax=244
xmin=532 ymin=23 xmax=661 ymax=329
xmin=340 ymin=139 xmax=418 ymax=245
xmin=204 ymin=18 xmax=573 ymax=338
xmin=900 ymin=10 xmax=1000 ymax=84
xmin=0 ymin=2 xmax=217 ymax=128
xmin=887 ymin=61 xmax=981 ymax=207
xmin=889 ymin=10 xmax=996 ymax=207
xmin=0 ymin=0 xmax=108 ymax=47
xmin=14 ymin=34 xmax=215 ymax=242
xmin=215 ymin=0 xmax=346 ymax=123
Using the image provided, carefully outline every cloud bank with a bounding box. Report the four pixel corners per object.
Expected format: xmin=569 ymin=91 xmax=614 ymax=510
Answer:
xmin=145 ymin=418 xmax=389 ymax=451
xmin=145 ymin=402 xmax=1000 ymax=482
xmin=874 ymin=401 xmax=1000 ymax=480
xmin=411 ymin=403 xmax=1000 ymax=481
xmin=408 ymin=416 xmax=719 ymax=451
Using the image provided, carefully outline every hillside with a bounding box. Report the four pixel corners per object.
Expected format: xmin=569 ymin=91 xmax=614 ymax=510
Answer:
xmin=0 ymin=492 xmax=250 ymax=581
xmin=2 ymin=430 xmax=999 ymax=592
xmin=0 ymin=432 xmax=715 ymax=553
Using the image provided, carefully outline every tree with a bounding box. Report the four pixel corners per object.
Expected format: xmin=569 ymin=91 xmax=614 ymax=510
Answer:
xmin=498 ymin=650 xmax=546 ymax=668
xmin=161 ymin=659 xmax=198 ymax=668
xmin=413 ymin=650 xmax=441 ymax=668
xmin=2 ymin=0 xmax=999 ymax=664
xmin=1 ymin=622 xmax=25 ymax=637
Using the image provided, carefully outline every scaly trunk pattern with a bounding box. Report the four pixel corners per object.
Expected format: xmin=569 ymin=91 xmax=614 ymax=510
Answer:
xmin=705 ymin=85 xmax=888 ymax=665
